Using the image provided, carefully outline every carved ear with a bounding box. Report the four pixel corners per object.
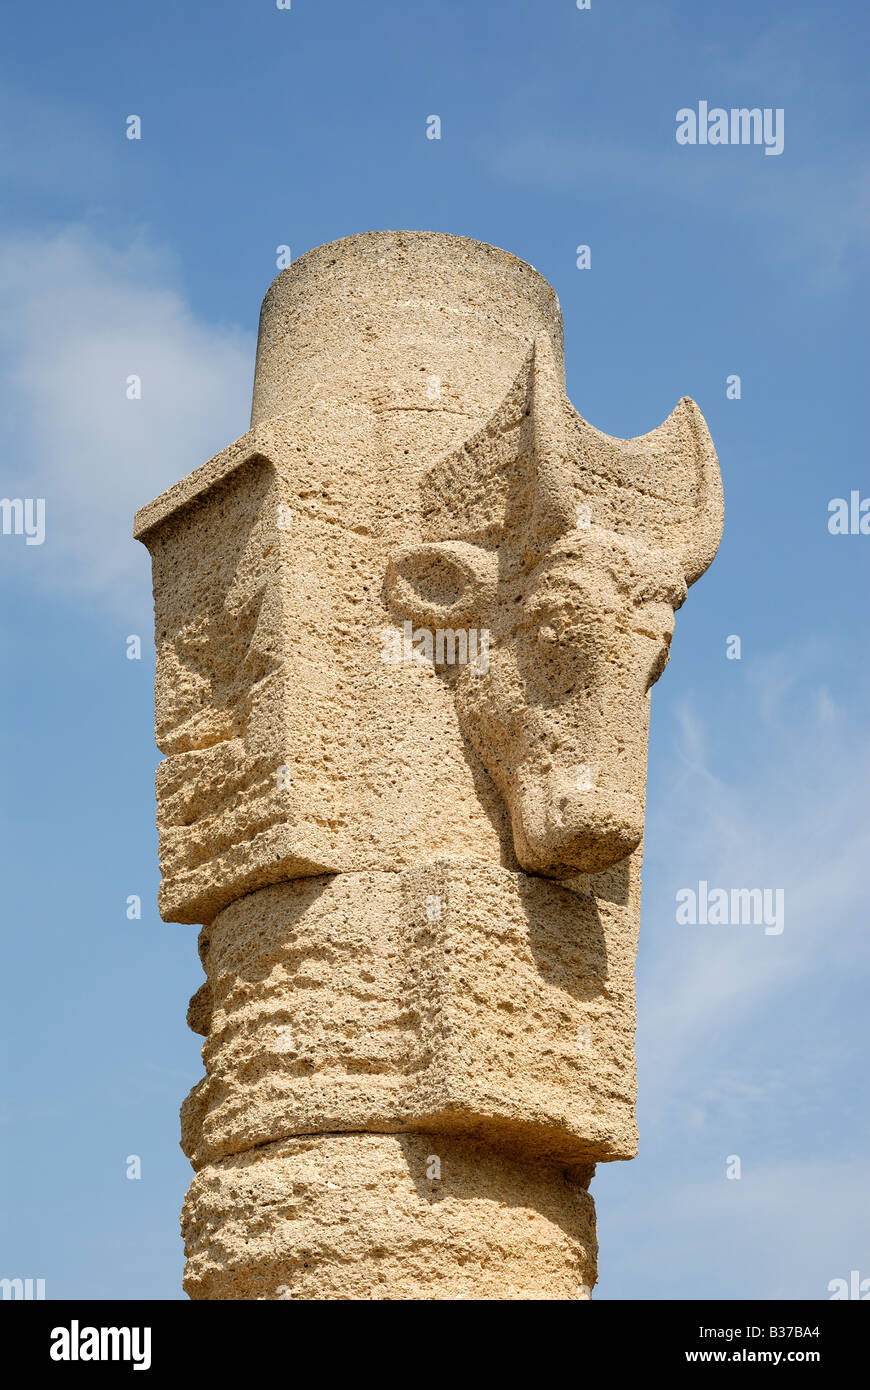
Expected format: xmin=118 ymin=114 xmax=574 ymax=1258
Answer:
xmin=385 ymin=541 xmax=498 ymax=627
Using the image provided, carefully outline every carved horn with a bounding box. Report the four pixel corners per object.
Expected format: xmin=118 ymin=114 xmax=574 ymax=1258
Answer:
xmin=627 ymin=395 xmax=724 ymax=585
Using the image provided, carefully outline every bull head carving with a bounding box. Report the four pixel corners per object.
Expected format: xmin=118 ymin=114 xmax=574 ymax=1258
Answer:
xmin=385 ymin=339 xmax=723 ymax=879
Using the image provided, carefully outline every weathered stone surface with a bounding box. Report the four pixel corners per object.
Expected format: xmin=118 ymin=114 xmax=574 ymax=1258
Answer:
xmin=182 ymin=1133 xmax=597 ymax=1301
xmin=135 ymin=230 xmax=723 ymax=1299
xmin=180 ymin=861 xmax=639 ymax=1171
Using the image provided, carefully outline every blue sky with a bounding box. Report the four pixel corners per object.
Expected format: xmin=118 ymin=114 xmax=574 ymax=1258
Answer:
xmin=1 ymin=0 xmax=867 ymax=1300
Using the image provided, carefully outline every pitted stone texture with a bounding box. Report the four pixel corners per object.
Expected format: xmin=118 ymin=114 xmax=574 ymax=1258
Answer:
xmin=249 ymin=230 xmax=565 ymax=433
xmin=138 ymin=423 xmax=516 ymax=925
xmin=182 ymin=1133 xmax=597 ymax=1301
xmin=181 ymin=861 xmax=639 ymax=1170
xmin=136 ymin=250 xmax=720 ymax=918
xmin=134 ymin=230 xmax=723 ymax=1301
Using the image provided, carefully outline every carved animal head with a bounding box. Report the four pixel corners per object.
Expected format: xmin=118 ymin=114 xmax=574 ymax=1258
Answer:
xmin=385 ymin=340 xmax=723 ymax=878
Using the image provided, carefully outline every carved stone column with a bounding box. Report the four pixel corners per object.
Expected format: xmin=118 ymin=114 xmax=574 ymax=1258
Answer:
xmin=135 ymin=231 xmax=722 ymax=1300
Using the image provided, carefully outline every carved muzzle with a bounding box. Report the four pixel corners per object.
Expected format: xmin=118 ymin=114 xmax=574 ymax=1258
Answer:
xmin=386 ymin=531 xmax=689 ymax=877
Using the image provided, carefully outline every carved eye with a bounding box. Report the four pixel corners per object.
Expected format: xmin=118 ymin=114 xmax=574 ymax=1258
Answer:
xmin=386 ymin=542 xmax=498 ymax=627
xmin=405 ymin=553 xmax=469 ymax=611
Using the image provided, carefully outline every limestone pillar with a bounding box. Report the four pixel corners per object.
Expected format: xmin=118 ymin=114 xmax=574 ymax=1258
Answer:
xmin=134 ymin=231 xmax=723 ymax=1300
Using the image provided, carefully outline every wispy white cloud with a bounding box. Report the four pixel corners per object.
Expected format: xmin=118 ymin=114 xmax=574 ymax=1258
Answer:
xmin=0 ymin=228 xmax=254 ymax=618
xmin=640 ymin=655 xmax=870 ymax=1084
xmin=702 ymin=19 xmax=818 ymax=98
xmin=594 ymin=646 xmax=870 ymax=1297
xmin=598 ymin=1156 xmax=870 ymax=1299
xmin=479 ymin=19 xmax=869 ymax=291
xmin=485 ymin=130 xmax=869 ymax=289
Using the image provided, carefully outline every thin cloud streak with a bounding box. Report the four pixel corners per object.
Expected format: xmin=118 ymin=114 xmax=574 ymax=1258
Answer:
xmin=0 ymin=228 xmax=254 ymax=617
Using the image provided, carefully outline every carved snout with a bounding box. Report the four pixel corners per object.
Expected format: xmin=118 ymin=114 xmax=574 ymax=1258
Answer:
xmin=385 ymin=537 xmax=675 ymax=879
xmin=510 ymin=774 xmax=645 ymax=878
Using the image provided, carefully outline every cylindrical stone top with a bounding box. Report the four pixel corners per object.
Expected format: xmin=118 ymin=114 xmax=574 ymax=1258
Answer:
xmin=250 ymin=231 xmax=565 ymax=430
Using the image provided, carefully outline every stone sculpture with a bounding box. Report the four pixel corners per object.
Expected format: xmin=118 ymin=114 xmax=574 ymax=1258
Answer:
xmin=135 ymin=231 xmax=722 ymax=1299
